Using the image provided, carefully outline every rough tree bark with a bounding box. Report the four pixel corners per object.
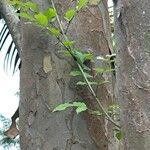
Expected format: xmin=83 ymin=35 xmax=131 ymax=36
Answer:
xmin=114 ymin=0 xmax=150 ymax=149
xmin=0 ymin=0 xmax=21 ymax=54
xmin=1 ymin=0 xmax=119 ymax=149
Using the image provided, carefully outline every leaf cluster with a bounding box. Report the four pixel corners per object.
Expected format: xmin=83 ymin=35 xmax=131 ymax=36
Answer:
xmin=9 ymin=0 xmax=120 ymax=131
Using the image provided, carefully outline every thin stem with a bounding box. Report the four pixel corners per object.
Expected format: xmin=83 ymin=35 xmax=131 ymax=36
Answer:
xmin=65 ymin=14 xmax=76 ymax=34
xmin=78 ymin=63 xmax=120 ymax=128
xmin=51 ymin=0 xmax=120 ymax=128
xmin=51 ymin=0 xmax=67 ymax=40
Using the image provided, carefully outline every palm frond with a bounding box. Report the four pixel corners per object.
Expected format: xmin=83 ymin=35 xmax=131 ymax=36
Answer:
xmin=0 ymin=29 xmax=9 ymax=49
xmin=4 ymin=41 xmax=14 ymax=70
xmin=0 ymin=18 xmax=20 ymax=74
xmin=13 ymin=52 xmax=20 ymax=74
xmin=0 ymin=23 xmax=7 ymax=39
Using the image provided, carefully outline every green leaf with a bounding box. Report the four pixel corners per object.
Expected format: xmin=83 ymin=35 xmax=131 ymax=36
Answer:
xmin=94 ymin=67 xmax=114 ymax=74
xmin=73 ymin=102 xmax=87 ymax=114
xmin=52 ymin=103 xmax=72 ymax=112
xmin=18 ymin=13 xmax=35 ymax=21
xmin=76 ymin=81 xmax=87 ymax=85
xmin=10 ymin=0 xmax=21 ymax=6
xmin=11 ymin=1 xmax=38 ymax=11
xmin=64 ymin=8 xmax=76 ymax=21
xmin=63 ymin=50 xmax=72 ymax=57
xmin=70 ymin=70 xmax=92 ymax=78
xmin=108 ymin=104 xmax=119 ymax=111
xmin=77 ymin=81 xmax=97 ymax=85
xmin=43 ymin=8 xmax=56 ymax=21
xmin=70 ymin=49 xmax=92 ymax=65
xmin=76 ymin=106 xmax=87 ymax=114
xmin=72 ymin=49 xmax=85 ymax=64
xmin=48 ymin=27 xmax=60 ymax=36
xmin=94 ymin=67 xmax=105 ymax=74
xmin=106 ymin=53 xmax=116 ymax=58
xmin=83 ymin=53 xmax=93 ymax=61
xmin=96 ymin=56 xmax=108 ymax=61
xmin=25 ymin=2 xmax=38 ymax=11
xmin=103 ymin=68 xmax=115 ymax=73
xmin=84 ymin=72 xmax=93 ymax=78
xmin=76 ymin=0 xmax=88 ymax=10
xmin=98 ymin=80 xmax=109 ymax=85
xmin=90 ymin=110 xmax=102 ymax=116
xmin=53 ymin=101 xmax=87 ymax=114
xmin=115 ymin=130 xmax=123 ymax=140
xmin=89 ymin=0 xmax=101 ymax=5
xmin=34 ymin=13 xmax=48 ymax=26
xmin=96 ymin=55 xmax=115 ymax=63
xmin=108 ymin=104 xmax=119 ymax=116
xmin=63 ymin=40 xmax=75 ymax=48
xmin=88 ymin=81 xmax=97 ymax=85
xmin=72 ymin=49 xmax=93 ymax=64
xmin=83 ymin=65 xmax=91 ymax=71
xmin=70 ymin=70 xmax=81 ymax=76
xmin=72 ymin=102 xmax=84 ymax=107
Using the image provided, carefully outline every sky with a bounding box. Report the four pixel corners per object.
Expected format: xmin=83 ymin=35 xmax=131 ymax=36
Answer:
xmin=0 ymin=20 xmax=19 ymax=150
xmin=0 ymin=21 xmax=19 ymax=119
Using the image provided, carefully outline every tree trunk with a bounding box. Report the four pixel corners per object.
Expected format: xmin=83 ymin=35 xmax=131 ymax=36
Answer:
xmin=114 ymin=0 xmax=150 ymax=149
xmin=1 ymin=0 xmax=119 ymax=149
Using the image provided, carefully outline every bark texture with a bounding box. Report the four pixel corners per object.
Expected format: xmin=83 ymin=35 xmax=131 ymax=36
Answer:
xmin=0 ymin=0 xmax=21 ymax=53
xmin=20 ymin=23 xmax=98 ymax=150
xmin=2 ymin=0 xmax=119 ymax=149
xmin=114 ymin=0 xmax=150 ymax=149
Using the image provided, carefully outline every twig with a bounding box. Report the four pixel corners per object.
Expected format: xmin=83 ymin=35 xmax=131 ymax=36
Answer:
xmin=65 ymin=14 xmax=75 ymax=34
xmin=78 ymin=63 xmax=120 ymax=128
xmin=51 ymin=0 xmax=120 ymax=128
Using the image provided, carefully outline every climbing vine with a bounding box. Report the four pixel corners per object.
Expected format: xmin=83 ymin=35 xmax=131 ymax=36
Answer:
xmin=10 ymin=0 xmax=122 ymax=138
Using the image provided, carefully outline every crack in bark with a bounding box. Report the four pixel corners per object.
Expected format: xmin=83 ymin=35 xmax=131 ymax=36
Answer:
xmin=56 ymin=78 xmax=66 ymax=101
xmin=65 ymin=110 xmax=76 ymax=150
xmin=36 ymin=68 xmax=47 ymax=80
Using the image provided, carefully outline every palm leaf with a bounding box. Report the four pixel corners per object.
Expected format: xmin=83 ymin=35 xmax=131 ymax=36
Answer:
xmin=4 ymin=41 xmax=13 ymax=71
xmin=9 ymin=46 xmax=17 ymax=69
xmin=0 ymin=18 xmax=21 ymax=73
xmin=13 ymin=52 xmax=20 ymax=74
xmin=0 ymin=23 xmax=7 ymax=39
xmin=0 ymin=31 xmax=9 ymax=50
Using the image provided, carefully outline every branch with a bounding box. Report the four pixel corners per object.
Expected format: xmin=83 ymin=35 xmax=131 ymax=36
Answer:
xmin=51 ymin=0 xmax=120 ymax=128
xmin=0 ymin=0 xmax=21 ymax=54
